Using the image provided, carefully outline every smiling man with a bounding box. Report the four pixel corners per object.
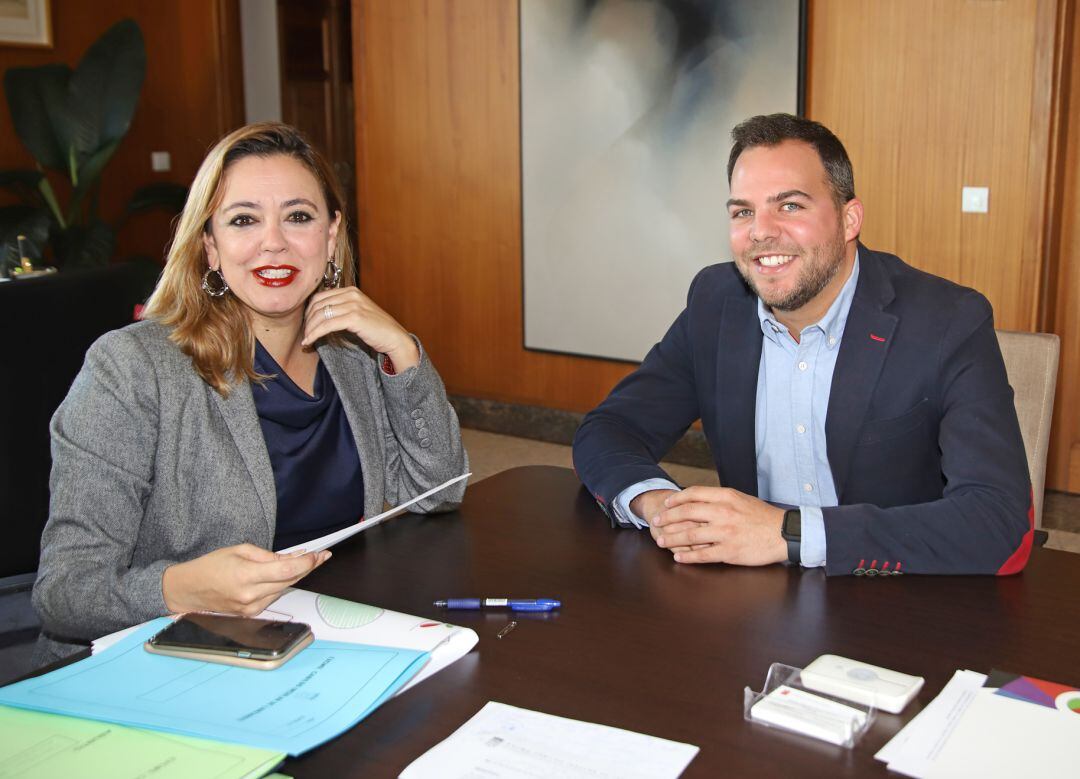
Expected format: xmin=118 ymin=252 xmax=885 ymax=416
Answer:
xmin=572 ymin=113 xmax=1033 ymax=576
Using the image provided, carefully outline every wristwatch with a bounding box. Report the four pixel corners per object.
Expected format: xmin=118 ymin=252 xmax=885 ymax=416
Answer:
xmin=781 ymin=509 xmax=802 ymax=565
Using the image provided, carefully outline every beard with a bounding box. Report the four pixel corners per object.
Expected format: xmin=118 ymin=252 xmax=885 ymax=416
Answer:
xmin=736 ymin=225 xmax=848 ymax=313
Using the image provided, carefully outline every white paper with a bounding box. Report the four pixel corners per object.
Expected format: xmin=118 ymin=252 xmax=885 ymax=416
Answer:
xmin=399 ymin=701 xmax=699 ymax=779
xmin=926 ymin=688 xmax=1080 ymax=778
xmin=875 ymin=669 xmax=986 ymax=777
xmin=258 ymin=588 xmax=478 ymax=692
xmin=276 ymin=472 xmax=471 ymax=555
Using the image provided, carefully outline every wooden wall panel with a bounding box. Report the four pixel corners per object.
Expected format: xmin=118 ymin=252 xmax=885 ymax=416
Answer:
xmin=0 ymin=0 xmax=243 ymax=263
xmin=353 ymin=0 xmax=1072 ymax=487
xmin=807 ymin=0 xmax=1051 ymax=332
xmin=1047 ymin=0 xmax=1080 ymax=491
xmin=353 ymin=0 xmax=634 ymax=411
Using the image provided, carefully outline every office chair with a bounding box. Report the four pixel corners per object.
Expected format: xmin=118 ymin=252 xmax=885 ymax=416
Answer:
xmin=995 ymin=329 xmax=1060 ymax=530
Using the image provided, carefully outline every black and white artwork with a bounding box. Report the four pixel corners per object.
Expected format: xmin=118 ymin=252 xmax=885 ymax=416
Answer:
xmin=522 ymin=0 xmax=804 ymax=361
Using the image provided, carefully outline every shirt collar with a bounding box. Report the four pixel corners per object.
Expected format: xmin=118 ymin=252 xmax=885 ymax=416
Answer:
xmin=757 ymin=249 xmax=861 ymax=348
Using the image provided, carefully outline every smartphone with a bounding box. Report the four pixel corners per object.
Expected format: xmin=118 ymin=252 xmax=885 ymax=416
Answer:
xmin=144 ymin=613 xmax=314 ymax=670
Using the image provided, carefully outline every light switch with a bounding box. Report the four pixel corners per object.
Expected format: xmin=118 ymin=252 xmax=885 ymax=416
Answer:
xmin=961 ymin=186 xmax=989 ymax=214
xmin=151 ymin=151 xmax=171 ymax=172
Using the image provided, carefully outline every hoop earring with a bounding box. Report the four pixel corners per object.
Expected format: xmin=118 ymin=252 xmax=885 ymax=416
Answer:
xmin=323 ymin=259 xmax=342 ymax=289
xmin=202 ymin=268 xmax=229 ymax=298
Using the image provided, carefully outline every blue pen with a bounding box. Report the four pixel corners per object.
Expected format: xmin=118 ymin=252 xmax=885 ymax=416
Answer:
xmin=433 ymin=598 xmax=561 ymax=612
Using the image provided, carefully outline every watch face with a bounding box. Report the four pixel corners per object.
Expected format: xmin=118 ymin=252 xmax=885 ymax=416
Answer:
xmin=783 ymin=510 xmax=801 ymax=540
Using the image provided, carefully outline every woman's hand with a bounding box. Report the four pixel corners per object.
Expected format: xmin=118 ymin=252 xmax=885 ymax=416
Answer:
xmin=161 ymin=544 xmax=331 ymax=616
xmin=302 ymin=287 xmax=420 ymax=372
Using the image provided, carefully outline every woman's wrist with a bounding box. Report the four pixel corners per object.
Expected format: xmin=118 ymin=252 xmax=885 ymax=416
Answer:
xmin=384 ymin=334 xmax=420 ymax=373
xmin=161 ymin=562 xmax=192 ymax=614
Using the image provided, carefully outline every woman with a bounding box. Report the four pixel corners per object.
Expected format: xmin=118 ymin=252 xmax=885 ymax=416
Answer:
xmin=32 ymin=123 xmax=468 ymax=664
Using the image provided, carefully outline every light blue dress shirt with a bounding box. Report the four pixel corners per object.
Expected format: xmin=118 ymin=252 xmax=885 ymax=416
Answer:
xmin=613 ymin=254 xmax=861 ymax=568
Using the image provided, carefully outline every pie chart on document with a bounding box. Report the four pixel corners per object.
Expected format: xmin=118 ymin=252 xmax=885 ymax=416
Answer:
xmin=315 ymin=594 xmax=384 ymax=629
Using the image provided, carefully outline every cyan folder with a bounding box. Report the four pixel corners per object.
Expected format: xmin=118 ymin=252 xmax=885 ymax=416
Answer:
xmin=0 ymin=617 xmax=429 ymax=756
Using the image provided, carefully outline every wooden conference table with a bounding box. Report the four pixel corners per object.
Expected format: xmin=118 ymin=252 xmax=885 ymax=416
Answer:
xmin=286 ymin=465 xmax=1077 ymax=777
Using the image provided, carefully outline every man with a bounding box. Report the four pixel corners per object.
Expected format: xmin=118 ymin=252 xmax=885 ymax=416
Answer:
xmin=572 ymin=114 xmax=1032 ymax=576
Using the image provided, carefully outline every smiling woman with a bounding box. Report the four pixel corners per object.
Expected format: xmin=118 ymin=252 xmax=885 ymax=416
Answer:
xmin=31 ymin=124 xmax=468 ymax=666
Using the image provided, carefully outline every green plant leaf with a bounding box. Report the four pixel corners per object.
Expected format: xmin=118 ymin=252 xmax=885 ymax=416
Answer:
xmin=0 ymin=169 xmax=44 ymax=204
xmin=37 ymin=177 xmax=65 ymax=228
xmin=3 ymin=64 xmax=73 ymax=172
xmin=52 ymin=219 xmax=116 ymax=267
xmin=68 ymin=19 xmax=146 ymax=163
xmin=66 ymin=139 xmax=121 ymax=224
xmin=125 ymin=182 xmax=189 ymax=215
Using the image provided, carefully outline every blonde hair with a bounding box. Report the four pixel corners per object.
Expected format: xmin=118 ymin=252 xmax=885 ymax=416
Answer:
xmin=143 ymin=123 xmax=356 ymax=396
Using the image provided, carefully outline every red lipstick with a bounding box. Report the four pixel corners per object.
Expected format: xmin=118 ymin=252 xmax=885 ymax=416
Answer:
xmin=252 ymin=265 xmax=299 ymax=287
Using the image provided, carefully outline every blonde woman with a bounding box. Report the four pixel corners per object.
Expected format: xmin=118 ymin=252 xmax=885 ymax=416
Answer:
xmin=33 ymin=124 xmax=467 ymax=664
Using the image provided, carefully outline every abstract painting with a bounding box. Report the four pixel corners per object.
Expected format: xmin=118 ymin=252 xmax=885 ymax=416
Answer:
xmin=522 ymin=0 xmax=804 ymax=361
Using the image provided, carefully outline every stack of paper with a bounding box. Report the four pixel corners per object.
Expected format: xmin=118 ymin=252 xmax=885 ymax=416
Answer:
xmin=401 ymin=702 xmax=699 ymax=779
xmin=876 ymin=669 xmax=1080 ymax=777
xmin=258 ymin=588 xmax=479 ymax=691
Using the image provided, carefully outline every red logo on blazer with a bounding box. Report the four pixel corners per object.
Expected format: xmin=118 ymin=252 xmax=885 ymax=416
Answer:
xmin=870 ymin=333 xmax=886 ymax=342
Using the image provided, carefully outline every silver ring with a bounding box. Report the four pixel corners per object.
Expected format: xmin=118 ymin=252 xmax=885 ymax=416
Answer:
xmin=324 ymin=305 xmax=334 ymax=320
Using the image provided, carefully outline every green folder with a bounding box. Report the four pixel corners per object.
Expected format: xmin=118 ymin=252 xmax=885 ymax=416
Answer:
xmin=0 ymin=705 xmax=285 ymax=779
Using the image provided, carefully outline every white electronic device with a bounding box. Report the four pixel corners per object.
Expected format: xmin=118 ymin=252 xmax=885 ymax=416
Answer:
xmin=800 ymin=654 xmax=924 ymax=714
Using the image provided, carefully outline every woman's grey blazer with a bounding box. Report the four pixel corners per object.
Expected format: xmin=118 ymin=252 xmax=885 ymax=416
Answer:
xmin=32 ymin=319 xmax=467 ymax=663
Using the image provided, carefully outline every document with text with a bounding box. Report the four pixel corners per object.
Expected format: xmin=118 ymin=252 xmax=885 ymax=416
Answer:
xmin=276 ymin=472 xmax=471 ymax=555
xmin=400 ymin=701 xmax=699 ymax=779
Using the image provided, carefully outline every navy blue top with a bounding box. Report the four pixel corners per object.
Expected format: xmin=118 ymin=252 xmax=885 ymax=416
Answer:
xmin=253 ymin=341 xmax=365 ymax=551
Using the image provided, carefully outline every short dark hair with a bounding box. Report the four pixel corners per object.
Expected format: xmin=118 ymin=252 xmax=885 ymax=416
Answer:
xmin=727 ymin=114 xmax=855 ymax=205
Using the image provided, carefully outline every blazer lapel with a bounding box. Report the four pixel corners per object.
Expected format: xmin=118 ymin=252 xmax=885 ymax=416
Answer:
xmin=826 ymin=249 xmax=898 ymax=499
xmin=320 ymin=342 xmax=384 ymax=517
xmin=211 ymin=380 xmax=277 ymax=538
xmin=716 ymin=294 xmax=762 ymax=495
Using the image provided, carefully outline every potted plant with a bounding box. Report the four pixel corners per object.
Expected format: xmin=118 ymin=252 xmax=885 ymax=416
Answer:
xmin=0 ymin=18 xmax=186 ymax=276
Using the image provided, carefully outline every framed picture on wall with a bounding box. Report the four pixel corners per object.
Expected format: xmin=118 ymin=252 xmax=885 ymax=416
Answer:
xmin=521 ymin=0 xmax=806 ymax=363
xmin=0 ymin=0 xmax=52 ymax=48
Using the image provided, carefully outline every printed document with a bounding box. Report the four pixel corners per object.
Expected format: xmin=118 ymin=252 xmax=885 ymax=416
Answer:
xmin=399 ymin=701 xmax=699 ymax=779
xmin=277 ymin=472 xmax=471 ymax=555
xmin=877 ymin=669 xmax=1080 ymax=777
xmin=259 ymin=588 xmax=478 ymax=691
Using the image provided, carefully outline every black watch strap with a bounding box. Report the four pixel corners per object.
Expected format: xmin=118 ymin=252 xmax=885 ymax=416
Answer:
xmin=782 ymin=509 xmax=802 ymax=565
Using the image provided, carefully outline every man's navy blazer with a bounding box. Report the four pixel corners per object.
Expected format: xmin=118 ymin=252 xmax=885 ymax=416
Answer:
xmin=572 ymin=245 xmax=1033 ymax=575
